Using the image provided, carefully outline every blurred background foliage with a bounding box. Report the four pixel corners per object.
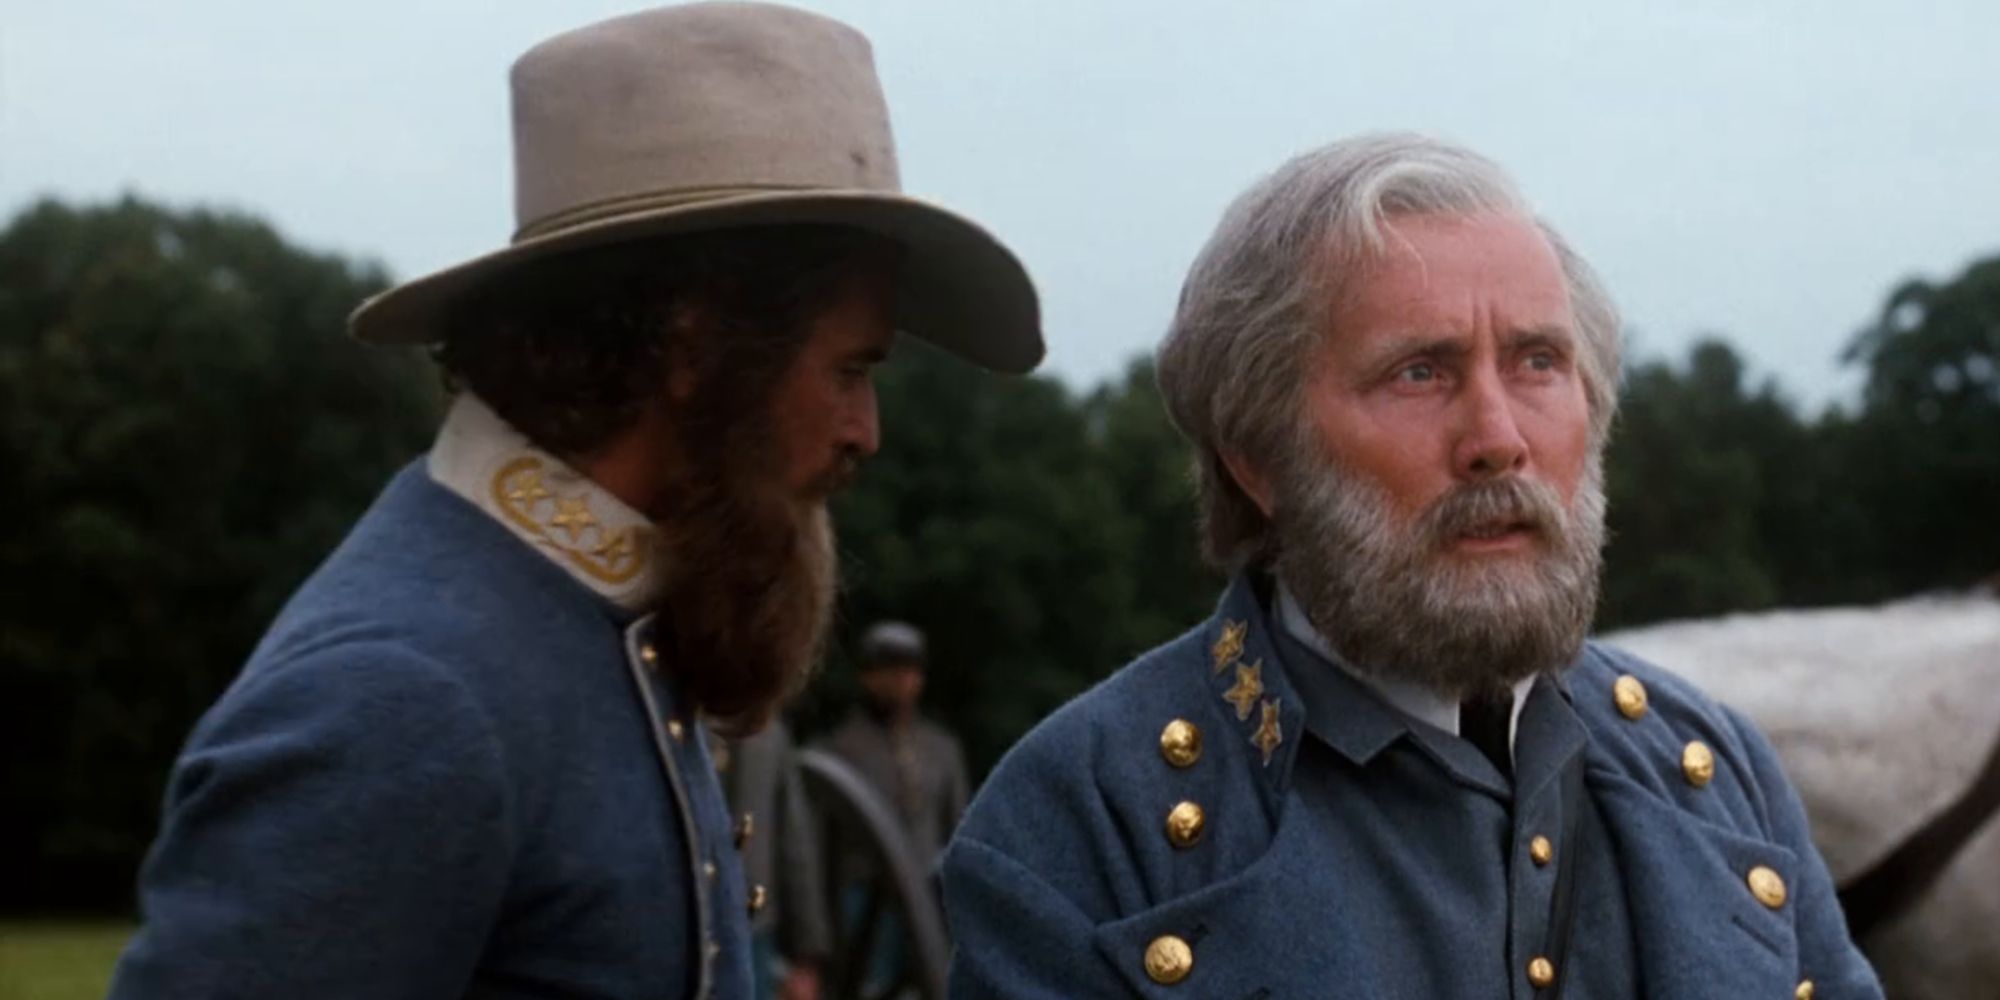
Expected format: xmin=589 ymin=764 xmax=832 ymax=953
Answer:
xmin=0 ymin=198 xmax=441 ymax=910
xmin=3 ymin=196 xmax=1996 ymax=915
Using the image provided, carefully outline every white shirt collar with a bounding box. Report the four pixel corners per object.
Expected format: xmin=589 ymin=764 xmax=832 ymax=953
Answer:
xmin=428 ymin=393 xmax=665 ymax=612
xmin=1275 ymin=580 xmax=1534 ymax=752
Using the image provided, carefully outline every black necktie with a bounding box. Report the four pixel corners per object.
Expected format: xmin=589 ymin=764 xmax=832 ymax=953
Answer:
xmin=1460 ymin=689 xmax=1513 ymax=779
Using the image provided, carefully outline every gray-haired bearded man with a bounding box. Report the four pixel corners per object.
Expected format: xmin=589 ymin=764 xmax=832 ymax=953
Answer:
xmin=939 ymin=134 xmax=1879 ymax=999
xmin=109 ymin=4 xmax=1039 ymax=998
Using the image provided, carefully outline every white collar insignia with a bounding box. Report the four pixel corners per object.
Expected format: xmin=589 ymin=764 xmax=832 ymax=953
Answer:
xmin=428 ymin=393 xmax=664 ymax=612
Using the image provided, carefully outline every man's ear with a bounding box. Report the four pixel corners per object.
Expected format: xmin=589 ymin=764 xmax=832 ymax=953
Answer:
xmin=1218 ymin=449 xmax=1276 ymax=518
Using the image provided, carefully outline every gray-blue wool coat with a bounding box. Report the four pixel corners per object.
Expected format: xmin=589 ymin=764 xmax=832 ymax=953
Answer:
xmin=109 ymin=462 xmax=753 ymax=999
xmin=940 ymin=574 xmax=1882 ymax=999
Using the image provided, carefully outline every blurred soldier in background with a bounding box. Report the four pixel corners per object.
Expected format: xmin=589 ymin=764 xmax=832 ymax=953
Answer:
xmin=713 ymin=719 xmax=835 ymax=1000
xmin=823 ymin=622 xmax=971 ymax=877
xmin=815 ymin=621 xmax=970 ymax=989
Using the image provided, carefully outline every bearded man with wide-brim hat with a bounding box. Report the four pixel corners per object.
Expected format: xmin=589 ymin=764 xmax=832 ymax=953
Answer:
xmin=109 ymin=4 xmax=1040 ymax=997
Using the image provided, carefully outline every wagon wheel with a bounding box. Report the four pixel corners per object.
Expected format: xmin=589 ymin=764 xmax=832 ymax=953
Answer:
xmin=796 ymin=747 xmax=949 ymax=1000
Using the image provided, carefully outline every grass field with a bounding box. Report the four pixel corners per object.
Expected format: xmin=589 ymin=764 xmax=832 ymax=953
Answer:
xmin=0 ymin=921 xmax=132 ymax=1000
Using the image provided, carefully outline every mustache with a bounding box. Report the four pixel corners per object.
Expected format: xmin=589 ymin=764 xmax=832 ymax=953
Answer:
xmin=1416 ymin=475 xmax=1568 ymax=546
xmin=808 ymin=448 xmax=866 ymax=499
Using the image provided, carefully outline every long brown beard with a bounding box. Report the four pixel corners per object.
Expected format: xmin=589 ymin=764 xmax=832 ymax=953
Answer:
xmin=648 ymin=422 xmax=847 ymax=735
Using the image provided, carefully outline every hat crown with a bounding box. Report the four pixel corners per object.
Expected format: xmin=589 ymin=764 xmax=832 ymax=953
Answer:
xmin=508 ymin=2 xmax=902 ymax=241
xmin=350 ymin=1 xmax=1041 ymax=375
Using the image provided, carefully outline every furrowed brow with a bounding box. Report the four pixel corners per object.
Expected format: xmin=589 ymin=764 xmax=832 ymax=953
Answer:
xmin=1360 ymin=332 xmax=1471 ymax=369
xmin=1500 ymin=324 xmax=1577 ymax=354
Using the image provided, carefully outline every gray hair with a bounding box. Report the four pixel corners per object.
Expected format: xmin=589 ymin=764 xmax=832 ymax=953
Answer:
xmin=1156 ymin=132 xmax=1623 ymax=572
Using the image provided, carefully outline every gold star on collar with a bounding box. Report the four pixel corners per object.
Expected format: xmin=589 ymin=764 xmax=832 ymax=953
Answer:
xmin=489 ymin=456 xmax=648 ymax=586
xmin=1252 ymin=698 xmax=1283 ymax=766
xmin=503 ymin=468 xmax=553 ymax=507
xmin=1211 ymin=619 xmax=1247 ymax=673
xmin=550 ymin=497 xmax=597 ymax=542
xmin=592 ymin=526 xmax=637 ymax=567
xmin=1222 ymin=660 xmax=1264 ymax=721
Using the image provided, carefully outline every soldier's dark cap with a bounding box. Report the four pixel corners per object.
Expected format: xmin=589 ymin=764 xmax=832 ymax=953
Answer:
xmin=859 ymin=621 xmax=927 ymax=668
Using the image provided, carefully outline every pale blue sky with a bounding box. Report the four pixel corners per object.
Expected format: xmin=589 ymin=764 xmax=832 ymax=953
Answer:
xmin=6 ymin=1 xmax=1996 ymax=410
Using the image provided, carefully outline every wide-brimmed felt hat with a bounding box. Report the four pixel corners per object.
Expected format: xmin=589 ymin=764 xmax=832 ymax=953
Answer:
xmin=349 ymin=1 xmax=1043 ymax=373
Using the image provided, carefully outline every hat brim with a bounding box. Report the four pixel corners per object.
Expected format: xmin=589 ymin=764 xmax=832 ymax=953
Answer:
xmin=348 ymin=189 xmax=1044 ymax=374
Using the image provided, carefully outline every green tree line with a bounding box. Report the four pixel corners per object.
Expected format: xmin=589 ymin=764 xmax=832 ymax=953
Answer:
xmin=3 ymin=198 xmax=1995 ymax=912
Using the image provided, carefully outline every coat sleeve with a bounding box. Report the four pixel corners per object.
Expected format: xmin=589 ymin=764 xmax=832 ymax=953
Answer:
xmin=940 ymin=835 xmax=1132 ymax=999
xmin=943 ymin=736 xmax=971 ymax=837
xmin=107 ymin=642 xmax=515 ymax=1000
xmin=1725 ymin=705 xmax=1885 ymax=999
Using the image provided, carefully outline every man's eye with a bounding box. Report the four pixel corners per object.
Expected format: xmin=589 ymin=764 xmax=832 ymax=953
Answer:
xmin=1524 ymin=352 xmax=1558 ymax=372
xmin=1396 ymin=362 xmax=1437 ymax=383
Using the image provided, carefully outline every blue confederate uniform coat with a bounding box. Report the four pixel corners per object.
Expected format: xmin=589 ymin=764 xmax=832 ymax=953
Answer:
xmin=940 ymin=575 xmax=1882 ymax=999
xmin=111 ymin=397 xmax=756 ymax=999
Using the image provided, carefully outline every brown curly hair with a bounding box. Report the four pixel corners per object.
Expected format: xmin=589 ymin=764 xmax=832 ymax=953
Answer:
xmin=435 ymin=225 xmax=891 ymax=460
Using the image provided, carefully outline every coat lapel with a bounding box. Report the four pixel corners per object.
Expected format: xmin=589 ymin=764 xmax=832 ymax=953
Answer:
xmin=1588 ymin=768 xmax=1802 ymax=998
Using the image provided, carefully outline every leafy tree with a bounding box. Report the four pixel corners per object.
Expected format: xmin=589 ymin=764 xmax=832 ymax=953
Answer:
xmin=814 ymin=345 xmax=1211 ymax=775
xmin=1600 ymin=340 xmax=1795 ymax=628
xmin=1080 ymin=359 xmax=1220 ymax=654
xmin=1598 ymin=250 xmax=2000 ymax=629
xmin=1835 ymin=259 xmax=2000 ymax=596
xmin=0 ymin=197 xmax=440 ymax=909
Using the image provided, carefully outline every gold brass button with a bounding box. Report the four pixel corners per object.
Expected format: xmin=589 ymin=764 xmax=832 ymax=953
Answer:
xmin=1748 ymin=865 xmax=1788 ymax=909
xmin=1613 ymin=674 xmax=1648 ymax=720
xmin=667 ymin=718 xmax=686 ymax=742
xmin=1165 ymin=801 xmax=1206 ymax=848
xmin=1530 ymin=835 xmax=1554 ymax=866
xmin=1144 ymin=935 xmax=1193 ymax=985
xmin=748 ymin=883 xmax=768 ymax=915
xmin=1527 ymin=956 xmax=1555 ymax=988
xmin=640 ymin=642 xmax=658 ymax=667
xmin=1795 ymin=980 xmax=1814 ymax=1000
xmin=1159 ymin=719 xmax=1202 ymax=768
xmin=735 ymin=813 xmax=755 ymax=850
xmin=1682 ymin=740 xmax=1715 ymax=787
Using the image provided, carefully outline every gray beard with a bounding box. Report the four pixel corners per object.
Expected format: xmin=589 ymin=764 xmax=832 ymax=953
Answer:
xmin=1272 ymin=452 xmax=1606 ymax=700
